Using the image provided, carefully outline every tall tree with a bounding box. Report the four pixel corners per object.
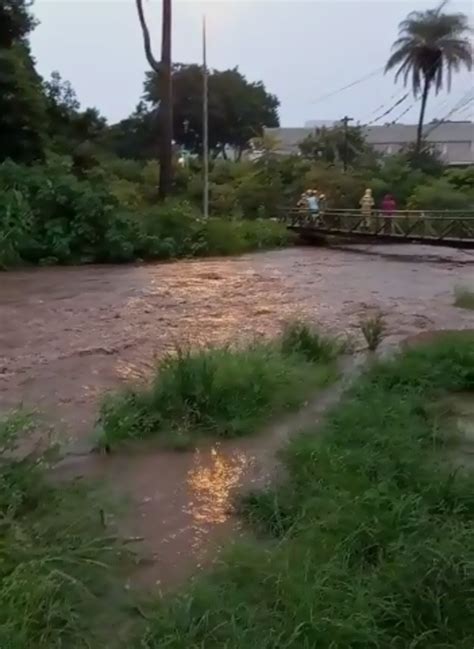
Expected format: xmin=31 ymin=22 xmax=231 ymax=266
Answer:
xmin=144 ymin=64 xmax=279 ymax=158
xmin=0 ymin=0 xmax=36 ymax=48
xmin=135 ymin=0 xmax=172 ymax=200
xmin=0 ymin=0 xmax=47 ymax=163
xmin=385 ymin=1 xmax=472 ymax=153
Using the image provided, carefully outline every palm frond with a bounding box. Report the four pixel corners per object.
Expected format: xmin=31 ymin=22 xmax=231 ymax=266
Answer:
xmin=385 ymin=3 xmax=472 ymax=99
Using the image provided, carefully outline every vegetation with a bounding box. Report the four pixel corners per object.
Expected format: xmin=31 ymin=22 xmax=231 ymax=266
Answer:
xmin=0 ymin=158 xmax=289 ymax=267
xmin=454 ymin=286 xmax=474 ymax=310
xmin=1 ymin=1 xmax=473 ymax=268
xmin=0 ymin=412 xmax=131 ymax=649
xmin=360 ymin=311 xmax=386 ymax=351
xmin=386 ymin=2 xmax=472 ymax=152
xmin=138 ymin=335 xmax=474 ymax=649
xmin=99 ymin=323 xmax=339 ymax=448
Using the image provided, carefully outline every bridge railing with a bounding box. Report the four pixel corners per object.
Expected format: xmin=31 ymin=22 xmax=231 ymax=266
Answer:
xmin=280 ymin=208 xmax=474 ymax=241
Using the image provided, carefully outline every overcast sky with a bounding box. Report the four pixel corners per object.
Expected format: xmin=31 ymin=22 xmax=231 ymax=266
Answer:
xmin=31 ymin=0 xmax=473 ymax=126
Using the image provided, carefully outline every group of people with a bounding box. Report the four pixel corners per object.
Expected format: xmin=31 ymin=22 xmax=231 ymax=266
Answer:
xmin=296 ymin=187 xmax=397 ymax=230
xmin=296 ymin=189 xmax=327 ymax=221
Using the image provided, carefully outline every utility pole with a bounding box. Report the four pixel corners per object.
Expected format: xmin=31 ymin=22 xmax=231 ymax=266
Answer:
xmin=202 ymin=15 xmax=209 ymax=218
xmin=341 ymin=115 xmax=353 ymax=172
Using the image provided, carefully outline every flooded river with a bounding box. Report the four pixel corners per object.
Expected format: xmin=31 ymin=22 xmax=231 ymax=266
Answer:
xmin=1 ymin=244 xmax=473 ymax=587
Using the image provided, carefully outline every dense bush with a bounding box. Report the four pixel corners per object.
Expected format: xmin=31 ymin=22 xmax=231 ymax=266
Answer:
xmin=407 ymin=177 xmax=474 ymax=210
xmin=0 ymin=159 xmax=290 ymax=267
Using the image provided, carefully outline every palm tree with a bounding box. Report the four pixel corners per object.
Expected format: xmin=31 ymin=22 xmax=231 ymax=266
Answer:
xmin=385 ymin=1 xmax=472 ymax=153
xmin=136 ymin=0 xmax=172 ymax=200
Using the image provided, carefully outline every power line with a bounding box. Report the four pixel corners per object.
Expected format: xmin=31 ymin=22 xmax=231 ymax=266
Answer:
xmin=425 ymin=89 xmax=474 ymax=136
xmin=390 ymin=99 xmax=419 ymax=123
xmin=310 ymin=67 xmax=383 ymax=106
xmin=365 ymin=93 xmax=409 ymax=126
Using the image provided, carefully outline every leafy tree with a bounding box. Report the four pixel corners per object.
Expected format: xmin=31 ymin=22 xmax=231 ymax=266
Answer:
xmin=0 ymin=0 xmax=36 ymax=48
xmin=0 ymin=45 xmax=47 ymax=163
xmin=299 ymin=125 xmax=371 ymax=168
xmin=0 ymin=0 xmax=48 ymax=163
xmin=144 ymin=64 xmax=280 ymax=158
xmin=385 ymin=2 xmax=472 ymax=153
xmin=101 ymin=101 xmax=157 ymax=160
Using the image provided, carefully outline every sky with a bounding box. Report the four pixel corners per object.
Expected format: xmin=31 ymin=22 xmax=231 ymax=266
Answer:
xmin=30 ymin=0 xmax=474 ymax=127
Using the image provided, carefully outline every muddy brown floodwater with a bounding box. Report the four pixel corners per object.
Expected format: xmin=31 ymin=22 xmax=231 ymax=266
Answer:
xmin=1 ymin=244 xmax=474 ymax=588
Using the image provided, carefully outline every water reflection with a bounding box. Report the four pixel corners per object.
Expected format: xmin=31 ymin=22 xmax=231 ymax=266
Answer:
xmin=186 ymin=446 xmax=251 ymax=525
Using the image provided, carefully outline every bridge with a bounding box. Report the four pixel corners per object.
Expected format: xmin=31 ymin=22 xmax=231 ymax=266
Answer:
xmin=283 ymin=209 xmax=474 ymax=249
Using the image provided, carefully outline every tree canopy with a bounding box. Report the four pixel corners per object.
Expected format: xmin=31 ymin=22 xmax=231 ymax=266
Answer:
xmin=298 ymin=125 xmax=373 ymax=168
xmin=144 ymin=64 xmax=280 ymax=158
xmin=385 ymin=2 xmax=472 ymax=151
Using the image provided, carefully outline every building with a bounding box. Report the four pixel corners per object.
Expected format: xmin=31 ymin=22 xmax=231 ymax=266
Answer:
xmin=265 ymin=121 xmax=474 ymax=166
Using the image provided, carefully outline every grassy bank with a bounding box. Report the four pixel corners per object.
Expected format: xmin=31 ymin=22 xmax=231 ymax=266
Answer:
xmin=138 ymin=334 xmax=474 ymax=648
xmin=0 ymin=413 xmax=132 ymax=649
xmin=99 ymin=323 xmax=340 ymax=449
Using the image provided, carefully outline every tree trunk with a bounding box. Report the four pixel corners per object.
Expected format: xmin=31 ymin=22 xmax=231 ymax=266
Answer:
xmin=135 ymin=0 xmax=173 ymax=200
xmin=416 ymin=76 xmax=430 ymax=154
xmin=158 ymin=0 xmax=173 ymax=200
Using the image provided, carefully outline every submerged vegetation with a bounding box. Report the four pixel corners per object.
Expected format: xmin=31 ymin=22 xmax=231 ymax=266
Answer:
xmin=454 ymin=286 xmax=474 ymax=310
xmin=99 ymin=322 xmax=340 ymax=449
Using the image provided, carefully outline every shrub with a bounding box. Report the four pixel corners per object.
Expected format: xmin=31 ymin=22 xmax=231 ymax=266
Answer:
xmin=0 ymin=159 xmax=140 ymax=264
xmin=407 ymin=177 xmax=474 ymax=210
xmin=360 ymin=311 xmax=385 ymax=351
xmin=99 ymin=330 xmax=337 ymax=447
xmin=280 ymin=320 xmax=342 ymax=362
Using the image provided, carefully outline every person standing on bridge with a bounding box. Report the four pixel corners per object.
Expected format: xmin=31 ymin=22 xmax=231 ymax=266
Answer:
xmin=360 ymin=188 xmax=374 ymax=230
xmin=381 ymin=193 xmax=397 ymax=234
xmin=306 ymin=190 xmax=320 ymax=223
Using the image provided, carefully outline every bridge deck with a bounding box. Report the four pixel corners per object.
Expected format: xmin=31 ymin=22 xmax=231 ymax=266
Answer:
xmin=284 ymin=209 xmax=474 ymax=249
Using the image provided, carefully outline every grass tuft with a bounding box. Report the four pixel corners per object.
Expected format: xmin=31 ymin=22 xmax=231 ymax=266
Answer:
xmin=99 ymin=327 xmax=339 ymax=448
xmin=280 ymin=320 xmax=342 ymax=363
xmin=139 ymin=334 xmax=474 ymax=649
xmin=360 ymin=311 xmax=385 ymax=351
xmin=454 ymin=286 xmax=474 ymax=310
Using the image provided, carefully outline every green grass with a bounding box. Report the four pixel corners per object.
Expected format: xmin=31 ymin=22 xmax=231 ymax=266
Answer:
xmin=99 ymin=323 xmax=339 ymax=448
xmin=454 ymin=286 xmax=474 ymax=310
xmin=137 ymin=333 xmax=474 ymax=649
xmin=0 ymin=413 xmax=133 ymax=649
xmin=360 ymin=311 xmax=386 ymax=351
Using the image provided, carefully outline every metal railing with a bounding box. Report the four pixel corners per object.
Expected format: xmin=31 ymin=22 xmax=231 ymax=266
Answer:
xmin=281 ymin=208 xmax=474 ymax=243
